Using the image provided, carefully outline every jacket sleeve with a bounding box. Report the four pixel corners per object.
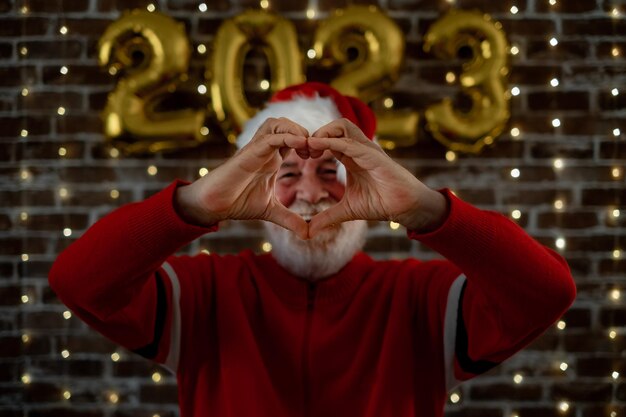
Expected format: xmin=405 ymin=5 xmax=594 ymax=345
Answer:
xmin=409 ymin=189 xmax=576 ymax=390
xmin=48 ymin=180 xmax=214 ymax=369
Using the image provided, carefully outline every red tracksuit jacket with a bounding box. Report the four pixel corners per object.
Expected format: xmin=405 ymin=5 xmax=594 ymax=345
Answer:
xmin=49 ymin=181 xmax=576 ymax=417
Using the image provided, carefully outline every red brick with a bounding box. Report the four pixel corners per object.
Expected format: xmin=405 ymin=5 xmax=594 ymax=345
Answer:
xmin=501 ymin=188 xmax=572 ymax=205
xmin=27 ymin=0 xmax=89 ymax=12
xmin=470 ymin=383 xmax=542 ymax=400
xmin=515 ymin=407 xmax=574 ymax=417
xmin=29 ymin=409 xmax=104 ymax=417
xmin=527 ymin=92 xmax=590 ymax=111
xmin=18 ymin=260 xmax=54 ymax=279
xmin=0 ymin=42 xmax=11 ymax=59
xmin=21 ymin=214 xmax=89 ymax=232
xmin=139 ymin=383 xmax=178 ymax=404
xmin=42 ymin=65 xmax=112 ymax=86
xmin=577 ymin=356 xmax=626 ymax=377
xmin=34 ymin=358 xmax=104 ymax=377
xmin=563 ymin=18 xmax=626 ymax=36
xmin=537 ymin=212 xmax=599 ymax=229
xmin=64 ymin=335 xmax=118 ymax=354
xmin=599 ymin=90 xmax=626 ymax=111
xmin=19 ymin=91 xmax=83 ymax=112
xmin=0 ymin=0 xmax=11 ymax=13
xmin=24 ymin=382 xmax=61 ymax=403
xmin=16 ymin=141 xmax=85 ymax=160
xmin=597 ymin=41 xmax=626 ymax=59
xmin=0 ymin=262 xmax=13 ymax=279
xmin=582 ymin=405 xmax=625 ymax=417
xmin=529 ymin=141 xmax=594 ymax=159
xmin=0 ymin=286 xmax=23 ymax=307
xmin=113 ymin=359 xmax=157 ymax=377
xmin=551 ymin=382 xmax=613 ymax=402
xmin=0 ymin=18 xmax=48 ymax=36
xmin=562 ymin=307 xmax=592 ymax=328
xmin=0 ymin=214 xmax=11 ymax=231
xmin=114 ymin=411 xmax=176 ymax=417
xmin=582 ymin=188 xmax=626 ymax=205
xmin=18 ymin=40 xmax=83 ymax=60
xmin=599 ymin=259 xmax=626 ymax=275
xmin=63 ymin=18 xmax=113 ymax=36
xmin=501 ymin=19 xmax=557 ymax=37
xmin=168 ymin=0 xmax=230 ymax=11
xmin=536 ymin=0 xmax=598 ymax=13
xmin=0 ymin=116 xmax=51 ymax=138
xmin=97 ymin=0 xmax=154 ymax=11
xmin=0 ymin=238 xmax=48 ymax=255
xmin=58 ymin=166 xmax=117 ymax=183
xmin=0 ymin=66 xmax=37 ymax=87
xmin=600 ymin=141 xmax=626 ymax=159
xmin=564 ymin=332 xmax=626 ymax=353
xmin=600 ymin=308 xmax=626 ymax=327
xmin=445 ymin=408 xmax=502 ymax=417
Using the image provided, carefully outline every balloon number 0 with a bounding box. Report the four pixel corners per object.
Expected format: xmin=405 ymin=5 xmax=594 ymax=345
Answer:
xmin=98 ymin=7 xmax=510 ymax=155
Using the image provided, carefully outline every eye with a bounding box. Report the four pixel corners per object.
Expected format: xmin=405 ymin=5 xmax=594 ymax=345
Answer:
xmin=320 ymin=169 xmax=337 ymax=179
xmin=278 ymin=171 xmax=300 ymax=181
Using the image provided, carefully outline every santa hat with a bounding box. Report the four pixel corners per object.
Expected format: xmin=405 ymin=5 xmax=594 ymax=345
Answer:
xmin=236 ymin=82 xmax=376 ymax=148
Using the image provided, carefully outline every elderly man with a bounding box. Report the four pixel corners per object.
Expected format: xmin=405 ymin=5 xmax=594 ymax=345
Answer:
xmin=50 ymin=82 xmax=575 ymax=417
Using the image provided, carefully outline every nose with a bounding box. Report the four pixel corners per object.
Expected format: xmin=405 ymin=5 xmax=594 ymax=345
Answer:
xmin=295 ymin=172 xmax=329 ymax=204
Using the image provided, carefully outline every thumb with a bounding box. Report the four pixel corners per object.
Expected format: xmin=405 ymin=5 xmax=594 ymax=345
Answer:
xmin=308 ymin=203 xmax=351 ymax=238
xmin=265 ymin=203 xmax=309 ymax=240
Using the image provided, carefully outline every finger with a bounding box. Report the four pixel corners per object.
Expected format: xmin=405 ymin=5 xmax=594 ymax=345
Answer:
xmin=256 ymin=117 xmax=309 ymax=138
xmin=308 ymin=202 xmax=352 ymax=238
xmin=265 ymin=203 xmax=310 ymax=240
xmin=251 ymin=133 xmax=308 ymax=159
xmin=311 ymin=118 xmax=371 ymax=144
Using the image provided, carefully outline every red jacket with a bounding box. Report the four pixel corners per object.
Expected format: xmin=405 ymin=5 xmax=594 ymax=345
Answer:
xmin=49 ymin=181 xmax=576 ymax=417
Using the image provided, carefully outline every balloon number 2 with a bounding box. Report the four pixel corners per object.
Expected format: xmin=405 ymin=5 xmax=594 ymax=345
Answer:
xmin=98 ymin=7 xmax=510 ymax=155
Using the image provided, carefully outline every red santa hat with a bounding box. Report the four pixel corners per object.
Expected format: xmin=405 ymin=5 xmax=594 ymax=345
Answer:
xmin=236 ymin=82 xmax=376 ymax=149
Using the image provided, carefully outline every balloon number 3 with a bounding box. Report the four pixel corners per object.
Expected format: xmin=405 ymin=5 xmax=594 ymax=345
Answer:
xmin=98 ymin=7 xmax=510 ymax=155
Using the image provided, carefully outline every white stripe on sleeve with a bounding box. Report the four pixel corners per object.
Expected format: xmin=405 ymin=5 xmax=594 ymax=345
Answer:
xmin=161 ymin=261 xmax=181 ymax=373
xmin=444 ymin=274 xmax=467 ymax=392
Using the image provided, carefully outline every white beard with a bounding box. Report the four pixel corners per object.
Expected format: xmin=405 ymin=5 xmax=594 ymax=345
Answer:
xmin=263 ymin=200 xmax=368 ymax=281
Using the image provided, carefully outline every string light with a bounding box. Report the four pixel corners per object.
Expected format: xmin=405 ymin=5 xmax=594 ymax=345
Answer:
xmin=21 ymin=295 xmax=30 ymax=304
xmin=21 ymin=88 xmax=29 ymax=96
xmin=613 ymin=249 xmax=622 ymax=259
xmin=63 ymin=228 xmax=72 ymax=237
xmin=510 ymin=127 xmax=521 ymax=138
xmin=611 ymin=8 xmax=620 ymax=18
xmin=510 ymin=168 xmax=520 ymax=178
xmin=109 ymin=148 xmax=120 ymax=158
xmin=549 ymin=37 xmax=559 ymax=47
xmin=510 ymin=5 xmax=519 ymax=14
xmin=200 ymin=126 xmax=209 ymax=136
xmin=510 ymin=45 xmax=520 ymax=55
xmin=262 ymin=242 xmax=272 ymax=252
xmin=111 ymin=352 xmax=121 ymax=362
xmin=107 ymin=391 xmax=119 ymax=404
xmin=20 ymin=169 xmax=31 ymax=180
xmin=513 ymin=373 xmax=524 ymax=384
xmin=22 ymin=334 xmax=30 ymax=343
xmin=306 ymin=8 xmax=316 ymax=19
xmin=21 ymin=373 xmax=31 ymax=384
xmin=59 ymin=25 xmax=68 ymax=35
xmin=147 ymin=165 xmax=158 ymax=176
xmin=198 ymin=3 xmax=208 ymax=12
xmin=58 ymin=147 xmax=67 ymax=156
xmin=199 ymin=168 xmax=209 ymax=177
xmin=201 ymin=249 xmax=210 ymax=255
xmin=61 ymin=349 xmax=70 ymax=359
xmin=20 ymin=5 xmax=29 ymax=14
xmin=554 ymin=199 xmax=564 ymax=210
xmin=21 ymin=254 xmax=29 ymax=262
xmin=20 ymin=212 xmax=28 ymax=221
xmin=389 ymin=221 xmax=400 ymax=230
xmin=558 ymin=401 xmax=570 ymax=412
xmin=110 ymin=189 xmax=120 ymax=199
xmin=612 ymin=371 xmax=620 ymax=380
xmin=552 ymin=118 xmax=561 ymax=128
xmin=550 ymin=78 xmax=559 ymax=87
xmin=556 ymin=237 xmax=566 ymax=250
xmin=609 ymin=328 xmax=617 ymax=339
xmin=60 ymin=66 xmax=69 ymax=75
xmin=259 ymin=80 xmax=270 ymax=90
xmin=445 ymin=151 xmax=457 ymax=162
xmin=63 ymin=390 xmax=71 ymax=400
xmin=612 ymin=88 xmax=620 ymax=96
xmin=612 ymin=167 xmax=622 ymax=178
xmin=559 ymin=362 xmax=569 ymax=371
xmin=612 ymin=46 xmax=620 ymax=57
xmin=511 ymin=209 xmax=522 ymax=220
xmin=260 ymin=0 xmax=269 ymax=9
xmin=197 ymin=44 xmax=206 ymax=54
xmin=57 ymin=106 xmax=66 ymax=116
xmin=383 ymin=97 xmax=394 ymax=109
xmin=151 ymin=372 xmax=162 ymax=383
xmin=307 ymin=49 xmax=316 ymax=59
xmin=63 ymin=310 xmax=72 ymax=319
xmin=20 ymin=46 xmax=28 ymax=56
xmin=611 ymin=208 xmax=621 ymax=219
xmin=511 ymin=86 xmax=521 ymax=96
xmin=20 ymin=129 xmax=28 ymax=138
xmin=549 ymin=0 xmax=556 ymax=5
xmin=197 ymin=85 xmax=207 ymax=94
xmin=59 ymin=187 xmax=69 ymax=199
xmin=553 ymin=158 xmax=564 ymax=170
xmin=445 ymin=72 xmax=456 ymax=83
xmin=449 ymin=392 xmax=461 ymax=403
xmin=146 ymin=3 xmax=156 ymax=12
xmin=613 ymin=128 xmax=621 ymax=137
xmin=610 ymin=289 xmax=621 ymax=301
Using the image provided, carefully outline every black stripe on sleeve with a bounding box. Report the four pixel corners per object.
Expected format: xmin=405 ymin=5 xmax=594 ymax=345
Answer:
xmin=133 ymin=272 xmax=167 ymax=360
xmin=455 ymin=280 xmax=500 ymax=375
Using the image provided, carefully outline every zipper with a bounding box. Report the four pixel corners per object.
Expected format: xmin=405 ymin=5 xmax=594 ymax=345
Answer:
xmin=302 ymin=282 xmax=316 ymax=417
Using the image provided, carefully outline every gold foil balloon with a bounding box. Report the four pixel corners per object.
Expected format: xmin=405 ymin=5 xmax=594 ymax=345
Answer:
xmin=208 ymin=10 xmax=304 ymax=143
xmin=98 ymin=10 xmax=206 ymax=154
xmin=423 ymin=9 xmax=510 ymax=154
xmin=312 ymin=5 xmax=405 ymax=104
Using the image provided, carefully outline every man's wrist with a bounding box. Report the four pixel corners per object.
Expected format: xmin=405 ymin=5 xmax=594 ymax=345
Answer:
xmin=174 ymin=183 xmax=222 ymax=227
xmin=399 ymin=188 xmax=449 ymax=233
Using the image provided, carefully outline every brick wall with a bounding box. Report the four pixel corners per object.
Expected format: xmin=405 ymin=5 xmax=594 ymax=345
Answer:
xmin=1 ymin=0 xmax=625 ymax=416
